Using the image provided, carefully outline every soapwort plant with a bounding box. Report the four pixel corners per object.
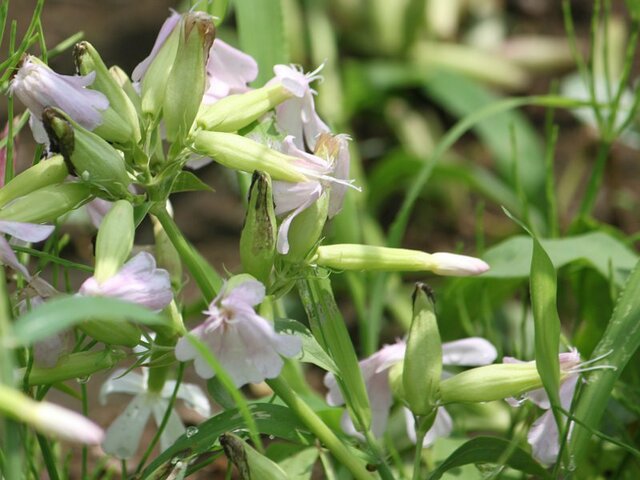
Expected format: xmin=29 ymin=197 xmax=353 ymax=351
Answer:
xmin=0 ymin=0 xmax=639 ymax=479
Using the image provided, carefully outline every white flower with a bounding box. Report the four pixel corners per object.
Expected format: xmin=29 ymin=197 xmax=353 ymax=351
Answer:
xmin=269 ymin=64 xmax=329 ymax=150
xmin=430 ymin=252 xmax=490 ymax=276
xmin=100 ymin=368 xmax=210 ymax=459
xmin=9 ymin=56 xmax=108 ymax=144
xmin=503 ymin=348 xmax=583 ymax=465
xmin=202 ymin=40 xmax=258 ymax=104
xmin=272 ymin=134 xmax=356 ymax=254
xmin=0 ymin=220 xmax=54 ymax=279
xmin=175 ymin=278 xmax=302 ymax=387
xmin=79 ymin=252 xmax=173 ymax=311
xmin=324 ymin=337 xmax=498 ymax=445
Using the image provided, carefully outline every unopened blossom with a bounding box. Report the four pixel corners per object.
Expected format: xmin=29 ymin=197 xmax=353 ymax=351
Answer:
xmin=324 ymin=337 xmax=497 ymax=445
xmin=0 ymin=220 xmax=54 ymax=278
xmin=175 ymin=278 xmax=302 ymax=387
xmin=9 ymin=55 xmax=108 ymax=144
xmin=100 ymin=367 xmax=210 ymax=458
xmin=132 ymin=10 xmax=181 ymax=82
xmin=272 ymin=134 xmax=355 ymax=254
xmin=202 ymin=40 xmax=258 ymax=104
xmin=79 ymin=252 xmax=172 ymax=311
xmin=268 ymin=64 xmax=329 ymax=150
xmin=503 ymin=349 xmax=583 ymax=465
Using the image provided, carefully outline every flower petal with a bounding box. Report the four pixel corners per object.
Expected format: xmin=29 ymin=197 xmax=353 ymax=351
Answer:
xmin=132 ymin=11 xmax=181 ymax=82
xmin=102 ymin=394 xmax=153 ymax=459
xmin=442 ymin=337 xmax=497 ymax=366
xmin=151 ymin=399 xmax=186 ymax=452
xmin=99 ymin=369 xmax=145 ymax=405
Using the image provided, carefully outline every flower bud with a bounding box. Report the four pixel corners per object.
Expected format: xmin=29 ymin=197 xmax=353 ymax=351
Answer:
xmin=284 ymin=191 xmax=329 ymax=262
xmin=403 ymin=283 xmax=442 ymax=415
xmin=109 ymin=66 xmax=142 ymax=116
xmin=312 ymin=244 xmax=489 ymax=275
xmin=93 ymin=200 xmax=134 ymax=283
xmin=220 ymin=432 xmax=288 ymax=480
xmin=439 ymin=363 xmax=544 ymax=404
xmin=151 ymin=214 xmax=182 ymax=289
xmin=0 ymin=383 xmax=104 ymax=444
xmin=240 ymin=171 xmax=276 ymax=284
xmin=74 ymin=41 xmax=141 ymax=144
xmin=77 ymin=319 xmax=142 ymax=347
xmin=0 ymin=182 xmax=92 ymax=223
xmin=0 ymin=155 xmax=68 ymax=208
xmin=196 ymin=82 xmax=291 ymax=132
xmin=192 ymin=131 xmax=308 ymax=182
xmin=42 ymin=107 xmax=131 ymax=199
xmin=19 ymin=348 xmax=125 ymax=385
xmin=163 ymin=12 xmax=215 ymax=142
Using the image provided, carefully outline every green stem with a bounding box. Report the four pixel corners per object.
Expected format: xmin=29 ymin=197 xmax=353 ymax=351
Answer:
xmin=36 ymin=434 xmax=60 ymax=480
xmin=152 ymin=205 xmax=221 ymax=302
xmin=576 ymin=139 xmax=611 ymax=221
xmin=266 ymin=377 xmax=373 ymax=480
xmin=363 ymin=430 xmax=395 ymax=480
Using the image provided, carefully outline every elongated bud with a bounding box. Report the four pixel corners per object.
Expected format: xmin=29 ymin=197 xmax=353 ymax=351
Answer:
xmin=42 ymin=107 xmax=131 ymax=199
xmin=240 ymin=171 xmax=276 ymax=284
xmin=164 ymin=12 xmax=215 ymax=142
xmin=0 ymin=384 xmax=104 ymax=444
xmin=312 ymin=244 xmax=490 ymax=275
xmin=19 ymin=348 xmax=125 ymax=385
xmin=109 ymin=66 xmax=142 ymax=116
xmin=220 ymin=433 xmax=289 ymax=480
xmin=140 ymin=19 xmax=181 ymax=117
xmin=78 ymin=319 xmax=142 ymax=347
xmin=197 ymin=83 xmax=292 ymax=132
xmin=0 ymin=182 xmax=92 ymax=223
xmin=74 ymin=41 xmax=141 ymax=143
xmin=94 ymin=200 xmax=134 ymax=283
xmin=192 ymin=131 xmax=308 ymax=182
xmin=439 ymin=363 xmax=544 ymax=404
xmin=284 ymin=191 xmax=329 ymax=261
xmin=0 ymin=155 xmax=68 ymax=208
xmin=403 ymin=284 xmax=442 ymax=415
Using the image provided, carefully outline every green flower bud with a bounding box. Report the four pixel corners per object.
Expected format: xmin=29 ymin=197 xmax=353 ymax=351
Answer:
xmin=220 ymin=432 xmax=289 ymax=480
xmin=42 ymin=107 xmax=131 ymax=199
xmin=439 ymin=363 xmax=544 ymax=404
xmin=164 ymin=12 xmax=215 ymax=142
xmin=312 ymin=244 xmax=490 ymax=275
xmin=403 ymin=283 xmax=442 ymax=415
xmin=19 ymin=349 xmax=125 ymax=385
xmin=0 ymin=182 xmax=92 ymax=223
xmin=74 ymin=41 xmax=141 ymax=144
xmin=77 ymin=319 xmax=142 ymax=348
xmin=196 ymin=83 xmax=291 ymax=132
xmin=192 ymin=131 xmax=308 ymax=182
xmin=388 ymin=361 xmax=405 ymax=399
xmin=0 ymin=155 xmax=68 ymax=208
xmin=284 ymin=191 xmax=329 ymax=262
xmin=240 ymin=171 xmax=276 ymax=284
xmin=109 ymin=65 xmax=142 ymax=117
xmin=93 ymin=200 xmax=134 ymax=283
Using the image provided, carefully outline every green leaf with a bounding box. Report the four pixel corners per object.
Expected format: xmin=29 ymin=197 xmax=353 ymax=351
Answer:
xmin=277 ymin=447 xmax=318 ymax=480
xmin=13 ymin=296 xmax=165 ymax=347
xmin=170 ymin=171 xmax=214 ymax=194
xmin=569 ymin=259 xmax=640 ymax=466
xmin=428 ymin=436 xmax=551 ymax=480
xmin=275 ymin=318 xmax=338 ymax=374
xmin=482 ymin=232 xmax=637 ymax=287
xmin=529 ymin=237 xmax=561 ymax=418
xmin=234 ymin=0 xmax=288 ymax=86
xmin=297 ymin=275 xmax=371 ymax=432
xmin=141 ymin=404 xmax=313 ymax=479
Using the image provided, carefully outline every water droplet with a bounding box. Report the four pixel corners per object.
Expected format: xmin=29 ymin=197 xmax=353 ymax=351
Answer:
xmin=171 ymin=456 xmax=180 ymax=465
xmin=566 ymin=455 xmax=576 ymax=472
xmin=76 ymin=375 xmax=91 ymax=384
xmin=268 ymin=435 xmax=275 ymax=440
xmin=185 ymin=426 xmax=198 ymax=438
xmin=81 ymin=170 xmax=90 ymax=181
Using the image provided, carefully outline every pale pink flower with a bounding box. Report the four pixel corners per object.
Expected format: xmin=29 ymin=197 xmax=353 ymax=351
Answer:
xmin=269 ymin=64 xmax=329 ymax=150
xmin=0 ymin=220 xmax=54 ymax=278
xmin=34 ymin=402 xmax=104 ymax=445
xmin=503 ymin=349 xmax=584 ymax=465
xmin=272 ymin=135 xmax=356 ymax=254
xmin=100 ymin=367 xmax=210 ymax=459
xmin=10 ymin=56 xmax=108 ymax=144
xmin=132 ymin=10 xmax=181 ymax=82
xmin=202 ymin=40 xmax=258 ymax=104
xmin=79 ymin=252 xmax=172 ymax=311
xmin=430 ymin=252 xmax=490 ymax=276
xmin=324 ymin=337 xmax=498 ymax=445
xmin=175 ymin=278 xmax=302 ymax=387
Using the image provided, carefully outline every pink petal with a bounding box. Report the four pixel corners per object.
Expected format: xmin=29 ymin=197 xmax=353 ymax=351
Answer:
xmin=441 ymin=337 xmax=497 ymax=366
xmin=132 ymin=10 xmax=181 ymax=82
